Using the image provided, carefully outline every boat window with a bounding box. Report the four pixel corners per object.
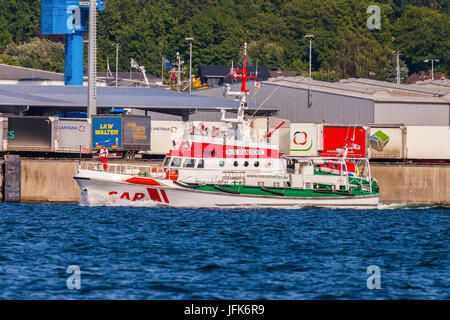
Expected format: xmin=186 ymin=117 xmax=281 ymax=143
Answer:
xmin=342 ymin=165 xmax=347 ymax=171
xmin=332 ymin=164 xmax=339 ymax=169
xmin=254 ymin=161 xmax=260 ymax=167
xmin=219 ymin=160 xmax=225 ymax=167
xmin=171 ymin=157 xmax=182 ymax=167
xmin=203 ymin=150 xmax=217 ymax=157
xmin=233 ymin=161 xmax=239 ymax=167
xmin=197 ymin=159 xmax=204 ymax=168
xmin=183 ymin=158 xmax=196 ymax=168
xmin=244 ymin=161 xmax=249 ymax=167
xmin=324 ymin=163 xmax=330 ymax=167
xmin=163 ymin=157 xmax=171 ymax=166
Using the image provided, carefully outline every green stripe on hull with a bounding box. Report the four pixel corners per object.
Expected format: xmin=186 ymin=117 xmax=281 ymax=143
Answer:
xmin=192 ymin=185 xmax=379 ymax=198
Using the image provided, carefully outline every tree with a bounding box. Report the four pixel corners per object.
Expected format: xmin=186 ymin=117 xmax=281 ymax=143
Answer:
xmin=393 ymin=5 xmax=450 ymax=74
xmin=247 ymin=40 xmax=284 ymax=70
xmin=0 ymin=53 xmax=20 ymax=66
xmin=333 ymin=29 xmax=393 ymax=80
xmin=384 ymin=58 xmax=409 ymax=83
xmin=5 ymin=38 xmax=64 ymax=72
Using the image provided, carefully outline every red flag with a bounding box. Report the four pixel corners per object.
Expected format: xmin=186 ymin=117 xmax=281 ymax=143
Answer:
xmin=170 ymin=72 xmax=176 ymax=80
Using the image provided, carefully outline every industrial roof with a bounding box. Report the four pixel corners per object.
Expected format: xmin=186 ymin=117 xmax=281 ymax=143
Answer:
xmin=0 ymin=64 xmax=63 ymax=82
xmin=415 ymin=80 xmax=450 ymax=88
xmin=0 ymin=84 xmax=277 ymax=115
xmin=340 ymin=78 xmax=448 ymax=96
xmin=269 ymin=76 xmax=378 ymax=94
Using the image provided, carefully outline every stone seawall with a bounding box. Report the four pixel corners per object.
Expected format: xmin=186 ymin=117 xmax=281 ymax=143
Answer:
xmin=0 ymin=160 xmax=448 ymax=205
xmin=20 ymin=160 xmax=81 ymax=203
xmin=371 ymin=164 xmax=449 ymax=205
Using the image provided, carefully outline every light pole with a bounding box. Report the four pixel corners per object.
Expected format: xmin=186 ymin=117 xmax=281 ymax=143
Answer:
xmin=185 ymin=37 xmax=194 ymax=94
xmin=304 ymin=34 xmax=314 ymax=108
xmin=393 ymin=51 xmax=401 ymax=84
xmin=87 ymin=0 xmax=97 ymax=118
xmin=424 ymin=58 xmax=439 ymax=81
xmin=112 ymin=43 xmax=120 ymax=86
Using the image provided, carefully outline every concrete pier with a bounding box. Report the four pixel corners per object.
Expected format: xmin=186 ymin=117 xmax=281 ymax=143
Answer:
xmin=371 ymin=164 xmax=449 ymax=205
xmin=0 ymin=159 xmax=449 ymax=205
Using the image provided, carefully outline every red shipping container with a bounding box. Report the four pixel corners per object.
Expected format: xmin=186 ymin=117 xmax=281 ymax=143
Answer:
xmin=320 ymin=126 xmax=367 ymax=158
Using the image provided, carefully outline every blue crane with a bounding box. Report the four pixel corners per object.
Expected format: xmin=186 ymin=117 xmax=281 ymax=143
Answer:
xmin=41 ymin=0 xmax=107 ymax=86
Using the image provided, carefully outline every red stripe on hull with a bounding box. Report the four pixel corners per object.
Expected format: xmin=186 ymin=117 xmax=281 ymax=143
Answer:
xmin=126 ymin=177 xmax=161 ymax=186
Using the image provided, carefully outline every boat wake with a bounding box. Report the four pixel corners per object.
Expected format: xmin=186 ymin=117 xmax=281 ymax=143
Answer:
xmin=79 ymin=190 xmax=161 ymax=207
xmin=376 ymin=203 xmax=448 ymax=210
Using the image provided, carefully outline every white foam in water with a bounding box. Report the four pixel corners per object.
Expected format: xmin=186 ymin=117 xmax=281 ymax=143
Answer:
xmin=79 ymin=190 xmax=160 ymax=207
xmin=376 ymin=203 xmax=439 ymax=210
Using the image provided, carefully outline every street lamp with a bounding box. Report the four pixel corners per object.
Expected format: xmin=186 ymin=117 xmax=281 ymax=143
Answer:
xmin=112 ymin=43 xmax=120 ymax=87
xmin=304 ymin=34 xmax=314 ymax=108
xmin=424 ymin=58 xmax=439 ymax=81
xmin=185 ymin=37 xmax=194 ymax=94
xmin=393 ymin=51 xmax=401 ymax=84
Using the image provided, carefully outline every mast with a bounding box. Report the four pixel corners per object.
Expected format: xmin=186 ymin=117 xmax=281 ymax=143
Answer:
xmin=223 ymin=43 xmax=257 ymax=123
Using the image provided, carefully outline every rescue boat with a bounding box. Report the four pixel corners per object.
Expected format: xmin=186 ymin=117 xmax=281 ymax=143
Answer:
xmin=74 ymin=43 xmax=380 ymax=209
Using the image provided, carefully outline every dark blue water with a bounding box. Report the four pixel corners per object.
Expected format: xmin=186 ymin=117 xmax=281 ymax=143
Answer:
xmin=0 ymin=203 xmax=448 ymax=299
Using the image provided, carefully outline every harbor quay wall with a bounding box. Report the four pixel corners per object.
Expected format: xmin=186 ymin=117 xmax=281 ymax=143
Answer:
xmin=0 ymin=160 xmax=448 ymax=205
xmin=370 ymin=164 xmax=449 ymax=205
xmin=21 ymin=160 xmax=81 ymax=203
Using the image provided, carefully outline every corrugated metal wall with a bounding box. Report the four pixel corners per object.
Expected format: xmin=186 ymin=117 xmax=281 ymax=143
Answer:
xmin=374 ymin=103 xmax=450 ymax=126
xmin=194 ymin=83 xmax=375 ymax=124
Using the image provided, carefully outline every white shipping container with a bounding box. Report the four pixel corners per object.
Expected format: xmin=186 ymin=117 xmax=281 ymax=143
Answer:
xmin=55 ymin=118 xmax=91 ymax=153
xmin=406 ymin=126 xmax=450 ymax=159
xmin=289 ymin=123 xmax=323 ymax=157
xmin=369 ymin=126 xmax=405 ymax=159
xmin=149 ymin=121 xmax=185 ymax=155
xmin=253 ymin=117 xmax=291 ymax=154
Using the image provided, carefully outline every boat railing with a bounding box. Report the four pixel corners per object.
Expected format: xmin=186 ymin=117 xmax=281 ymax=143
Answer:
xmin=79 ymin=161 xmax=157 ymax=176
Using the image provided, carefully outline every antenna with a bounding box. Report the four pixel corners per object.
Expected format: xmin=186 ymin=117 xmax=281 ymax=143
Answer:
xmin=222 ymin=43 xmax=257 ymax=123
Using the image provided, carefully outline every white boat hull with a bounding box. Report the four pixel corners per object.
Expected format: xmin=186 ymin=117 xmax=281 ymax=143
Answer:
xmin=75 ymin=171 xmax=380 ymax=209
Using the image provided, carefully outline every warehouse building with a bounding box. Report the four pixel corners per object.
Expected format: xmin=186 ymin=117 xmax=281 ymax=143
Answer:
xmin=194 ymin=76 xmax=450 ymax=126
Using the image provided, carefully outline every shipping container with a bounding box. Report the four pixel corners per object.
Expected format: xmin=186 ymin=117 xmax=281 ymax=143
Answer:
xmin=368 ymin=126 xmax=405 ymax=159
xmin=148 ymin=121 xmax=230 ymax=155
xmin=406 ymin=126 xmax=450 ymax=159
xmin=149 ymin=120 xmax=185 ymax=155
xmin=55 ymin=118 xmax=91 ymax=153
xmin=92 ymin=115 xmax=151 ymax=151
xmin=253 ymin=117 xmax=291 ymax=154
xmin=320 ymin=125 xmax=369 ymax=158
xmin=6 ymin=116 xmax=55 ymax=152
xmin=289 ymin=123 xmax=323 ymax=157
xmin=122 ymin=116 xmax=151 ymax=151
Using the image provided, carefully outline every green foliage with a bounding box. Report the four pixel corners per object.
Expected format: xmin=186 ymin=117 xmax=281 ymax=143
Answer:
xmin=333 ymin=29 xmax=393 ymax=80
xmin=393 ymin=5 xmax=450 ymax=74
xmin=312 ymin=70 xmax=340 ymax=83
xmin=5 ymin=38 xmax=64 ymax=72
xmin=0 ymin=53 xmax=20 ymax=66
xmin=291 ymin=59 xmax=308 ymax=74
xmin=248 ymin=40 xmax=285 ymax=69
xmin=0 ymin=0 xmax=447 ymax=79
xmin=384 ymin=58 xmax=409 ymax=83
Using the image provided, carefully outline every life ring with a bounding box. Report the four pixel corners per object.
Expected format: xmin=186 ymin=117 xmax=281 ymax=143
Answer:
xmin=165 ymin=169 xmax=179 ymax=181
